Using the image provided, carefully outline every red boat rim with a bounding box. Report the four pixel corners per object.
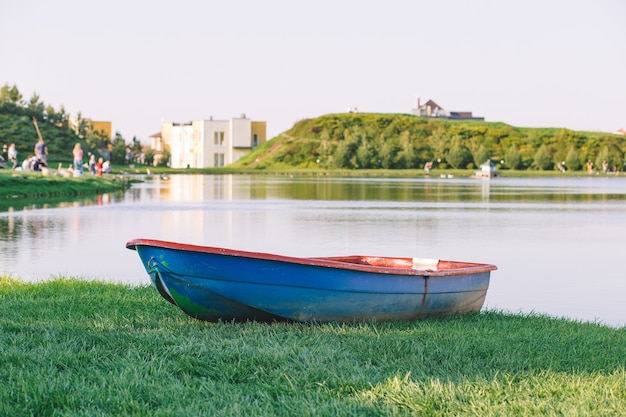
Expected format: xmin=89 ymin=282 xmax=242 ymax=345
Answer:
xmin=126 ymin=238 xmax=497 ymax=277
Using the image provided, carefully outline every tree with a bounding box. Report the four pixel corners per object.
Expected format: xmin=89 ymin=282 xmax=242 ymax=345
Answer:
xmin=446 ymin=141 xmax=473 ymax=169
xmin=472 ymin=144 xmax=489 ymax=168
xmin=44 ymin=104 xmax=68 ymax=127
xmin=144 ymin=148 xmax=154 ymax=165
xmin=379 ymin=136 xmax=402 ymax=169
xmin=428 ymin=127 xmax=451 ymax=161
xmin=504 ymin=146 xmax=522 ymax=170
xmin=332 ymin=141 xmax=351 ymax=168
xmin=398 ymin=131 xmax=418 ymax=168
xmin=564 ymin=146 xmax=582 ymax=171
xmin=532 ymin=145 xmax=553 ymax=170
xmin=73 ymin=112 xmax=90 ymax=139
xmin=0 ymin=83 xmax=23 ymax=114
xmin=85 ymin=128 xmax=111 ymax=159
xmin=316 ymin=129 xmax=333 ymax=168
xmin=111 ymin=131 xmax=127 ymax=163
xmin=356 ymin=140 xmax=374 ymax=168
xmin=26 ymin=93 xmax=45 ymax=119
xmin=157 ymin=148 xmax=170 ymax=167
xmin=130 ymin=136 xmax=143 ymax=161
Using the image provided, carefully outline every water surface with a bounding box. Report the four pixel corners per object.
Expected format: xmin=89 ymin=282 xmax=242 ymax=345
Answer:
xmin=1 ymin=174 xmax=624 ymax=328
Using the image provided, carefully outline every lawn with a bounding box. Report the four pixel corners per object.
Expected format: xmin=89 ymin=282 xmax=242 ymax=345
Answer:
xmin=1 ymin=278 xmax=624 ymax=416
xmin=0 ymin=169 xmax=131 ymax=199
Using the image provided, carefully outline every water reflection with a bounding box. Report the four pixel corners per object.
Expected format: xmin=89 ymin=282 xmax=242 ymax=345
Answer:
xmin=150 ymin=175 xmax=626 ymax=205
xmin=0 ymin=193 xmax=121 ymax=241
xmin=1 ymin=175 xmax=625 ymax=328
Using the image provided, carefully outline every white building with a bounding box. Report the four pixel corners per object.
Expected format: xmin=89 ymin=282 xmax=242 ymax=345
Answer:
xmin=161 ymin=115 xmax=266 ymax=168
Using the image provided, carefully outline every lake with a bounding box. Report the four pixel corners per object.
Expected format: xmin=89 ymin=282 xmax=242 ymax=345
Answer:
xmin=1 ymin=174 xmax=625 ymax=328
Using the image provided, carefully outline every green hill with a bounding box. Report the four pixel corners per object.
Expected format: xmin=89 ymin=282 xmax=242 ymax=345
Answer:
xmin=231 ymin=113 xmax=625 ymax=172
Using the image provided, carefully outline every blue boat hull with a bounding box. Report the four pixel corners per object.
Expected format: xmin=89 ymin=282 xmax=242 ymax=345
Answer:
xmin=127 ymin=239 xmax=496 ymax=323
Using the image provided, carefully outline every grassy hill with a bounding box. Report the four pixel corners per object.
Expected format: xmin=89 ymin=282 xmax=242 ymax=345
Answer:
xmin=231 ymin=113 xmax=625 ymax=172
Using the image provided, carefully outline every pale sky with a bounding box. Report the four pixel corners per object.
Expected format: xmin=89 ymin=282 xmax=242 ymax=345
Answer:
xmin=2 ymin=0 xmax=625 ymax=142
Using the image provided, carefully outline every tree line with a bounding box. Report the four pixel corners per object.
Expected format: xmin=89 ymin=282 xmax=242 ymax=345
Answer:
xmin=0 ymin=83 xmax=158 ymax=167
xmin=242 ymin=113 xmax=625 ymax=172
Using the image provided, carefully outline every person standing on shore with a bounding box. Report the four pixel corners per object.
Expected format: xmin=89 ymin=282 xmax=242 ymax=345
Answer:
xmin=73 ymin=143 xmax=84 ymax=176
xmin=8 ymin=143 xmax=18 ymax=169
xmin=34 ymin=137 xmax=47 ymax=164
xmin=89 ymin=154 xmax=96 ymax=175
xmin=96 ymin=157 xmax=103 ymax=177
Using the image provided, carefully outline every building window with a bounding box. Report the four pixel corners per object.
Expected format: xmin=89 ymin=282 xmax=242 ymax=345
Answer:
xmin=214 ymin=131 xmax=224 ymax=145
xmin=252 ymin=133 xmax=259 ymax=148
xmin=214 ymin=153 xmax=224 ymax=167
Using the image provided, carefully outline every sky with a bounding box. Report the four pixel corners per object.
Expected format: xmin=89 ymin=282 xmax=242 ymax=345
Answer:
xmin=1 ymin=0 xmax=625 ymax=143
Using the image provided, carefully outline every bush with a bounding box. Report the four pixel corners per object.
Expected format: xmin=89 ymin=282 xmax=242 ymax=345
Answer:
xmin=446 ymin=143 xmax=473 ymax=169
xmin=504 ymin=146 xmax=522 ymax=170
xmin=532 ymin=145 xmax=553 ymax=170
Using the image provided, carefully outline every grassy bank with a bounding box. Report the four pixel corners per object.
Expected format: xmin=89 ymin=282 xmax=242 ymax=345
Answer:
xmin=0 ymin=169 xmax=132 ymax=199
xmin=120 ymin=165 xmax=611 ymax=178
xmin=1 ymin=278 xmax=624 ymax=416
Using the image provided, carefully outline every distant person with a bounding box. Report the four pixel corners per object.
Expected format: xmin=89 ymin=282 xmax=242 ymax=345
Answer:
xmin=22 ymin=155 xmax=44 ymax=171
xmin=72 ymin=143 xmax=84 ymax=176
xmin=89 ymin=154 xmax=96 ymax=175
xmin=34 ymin=137 xmax=47 ymax=163
xmin=33 ymin=157 xmax=46 ymax=171
xmin=8 ymin=143 xmax=17 ymax=169
xmin=125 ymin=147 xmax=132 ymax=165
xmin=22 ymin=155 xmax=35 ymax=171
xmin=96 ymin=157 xmax=103 ymax=177
xmin=102 ymin=159 xmax=111 ymax=174
xmin=586 ymin=160 xmax=593 ymax=174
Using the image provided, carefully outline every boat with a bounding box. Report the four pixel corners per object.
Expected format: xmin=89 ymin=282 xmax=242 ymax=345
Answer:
xmin=126 ymin=238 xmax=497 ymax=323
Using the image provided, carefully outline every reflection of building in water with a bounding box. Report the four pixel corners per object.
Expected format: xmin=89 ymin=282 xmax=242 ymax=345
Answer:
xmin=481 ymin=179 xmax=491 ymax=201
xmin=156 ymin=175 xmax=262 ymax=244
xmin=160 ymin=115 xmax=266 ymax=169
xmin=163 ymin=175 xmax=237 ymax=201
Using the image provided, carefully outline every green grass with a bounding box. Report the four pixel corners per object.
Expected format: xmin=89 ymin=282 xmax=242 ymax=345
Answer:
xmin=0 ymin=169 xmax=132 ymax=199
xmin=1 ymin=278 xmax=624 ymax=416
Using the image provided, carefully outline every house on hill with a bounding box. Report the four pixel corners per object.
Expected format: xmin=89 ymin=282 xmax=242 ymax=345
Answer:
xmin=411 ymin=99 xmax=484 ymax=121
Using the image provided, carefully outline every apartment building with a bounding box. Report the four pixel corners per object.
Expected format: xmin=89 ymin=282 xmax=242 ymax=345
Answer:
xmin=161 ymin=115 xmax=266 ymax=168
